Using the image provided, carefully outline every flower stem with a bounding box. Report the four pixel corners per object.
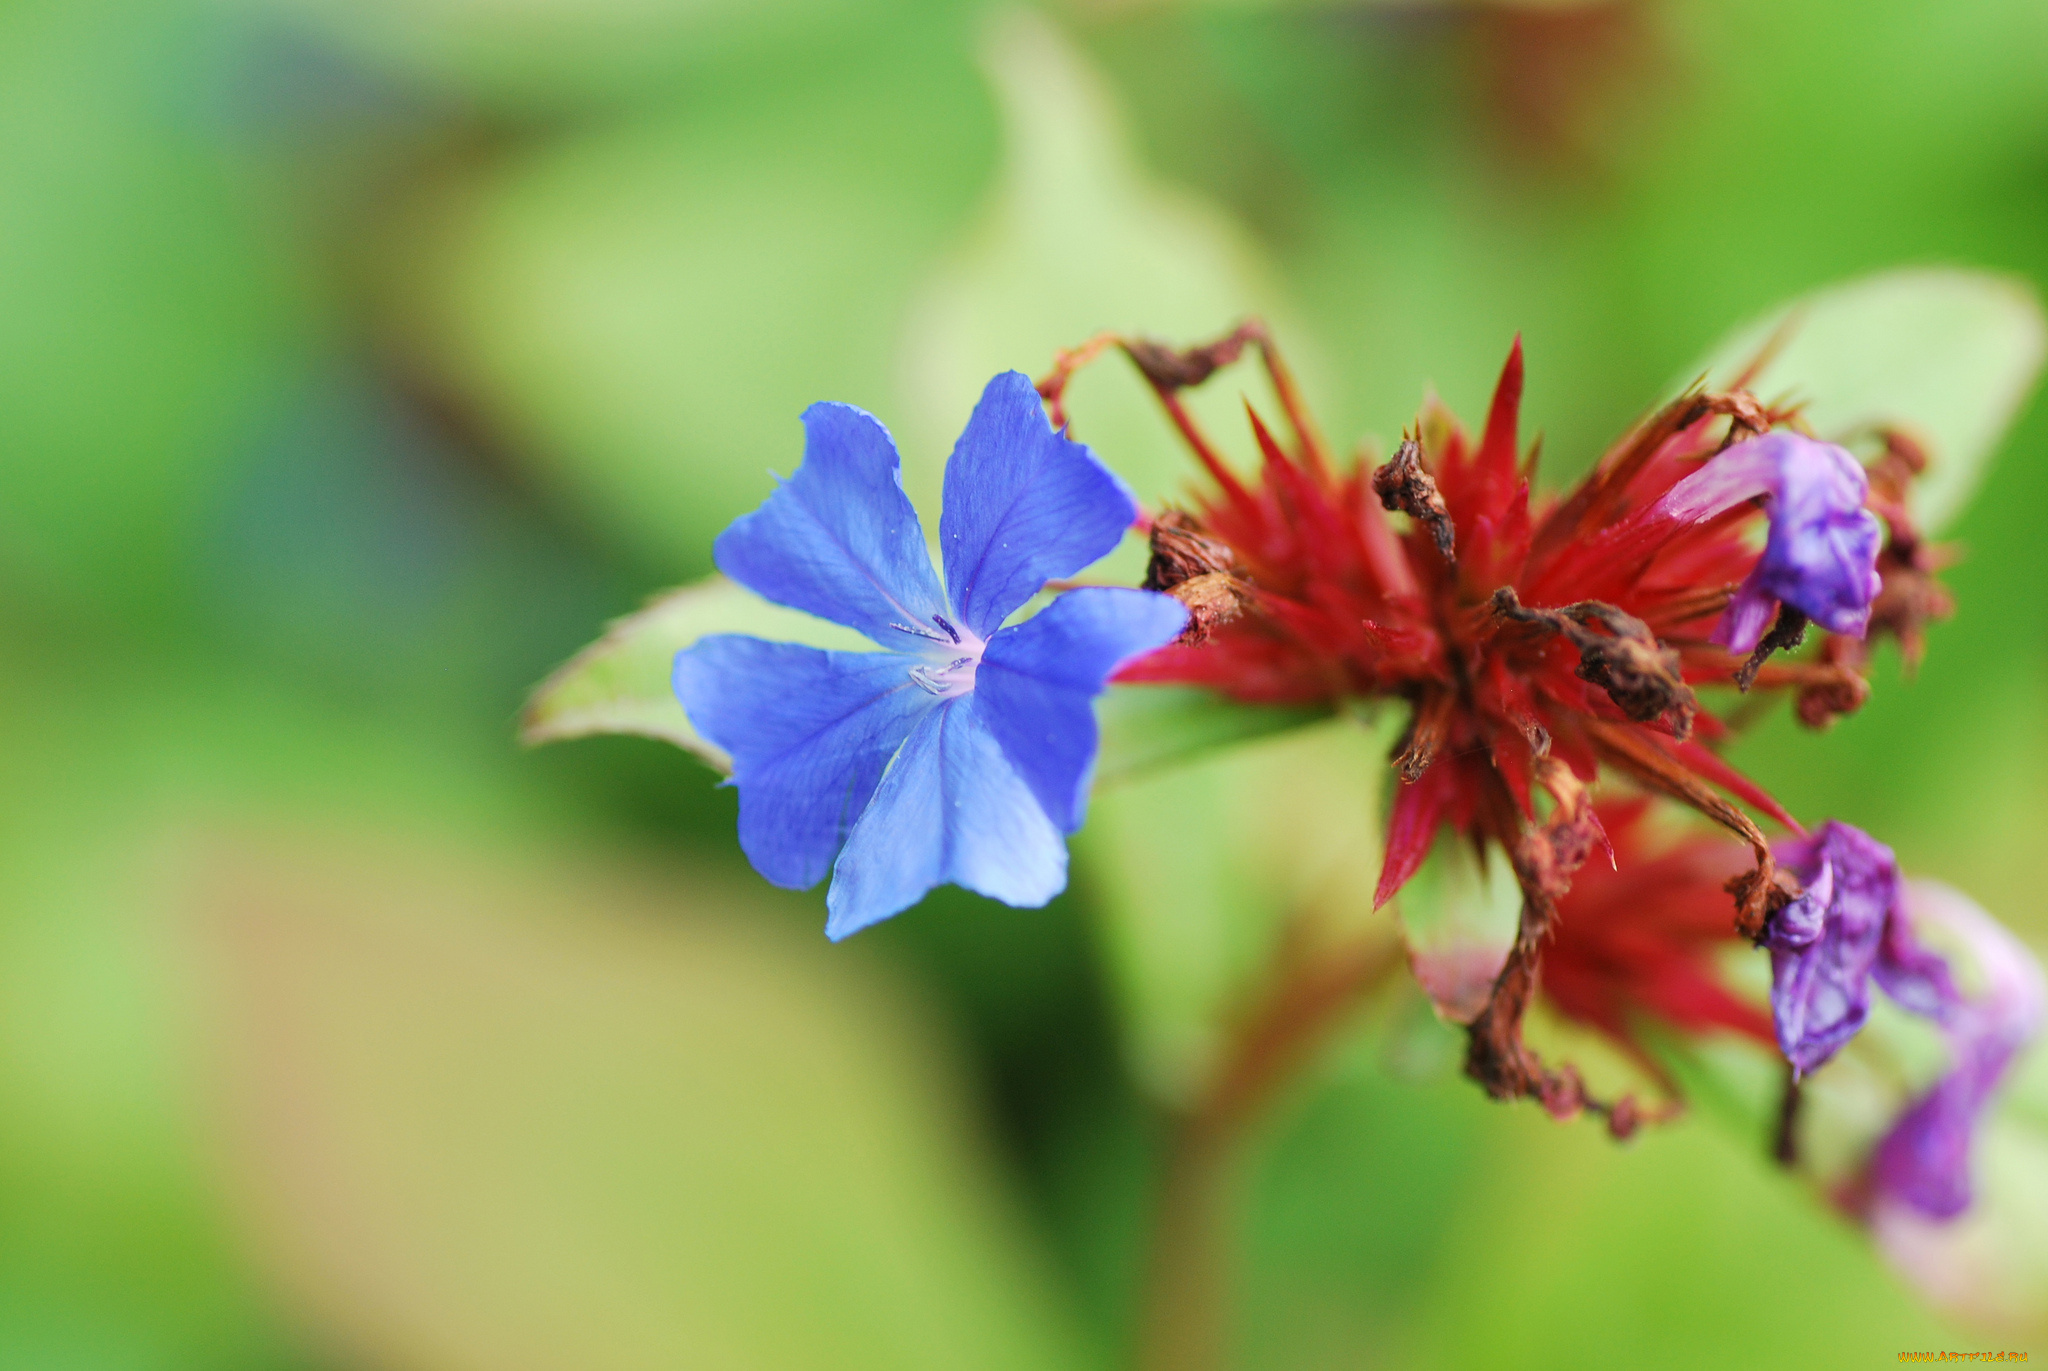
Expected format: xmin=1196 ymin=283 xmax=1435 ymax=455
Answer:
xmin=1135 ymin=930 xmax=1402 ymax=1371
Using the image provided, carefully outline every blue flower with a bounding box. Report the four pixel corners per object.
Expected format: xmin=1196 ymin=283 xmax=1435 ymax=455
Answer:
xmin=1654 ymin=431 xmax=1884 ymax=652
xmin=673 ymin=371 xmax=1189 ymax=940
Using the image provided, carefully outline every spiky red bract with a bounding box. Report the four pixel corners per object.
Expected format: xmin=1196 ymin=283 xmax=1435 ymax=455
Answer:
xmin=1119 ymin=342 xmax=1789 ymax=900
xmin=1540 ymin=800 xmax=1775 ymax=1073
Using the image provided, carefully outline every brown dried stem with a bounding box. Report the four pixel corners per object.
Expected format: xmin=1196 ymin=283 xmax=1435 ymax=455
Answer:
xmin=1036 ymin=317 xmax=1332 ymax=475
xmin=1582 ymin=719 xmax=1795 ymax=938
xmin=1461 ymin=758 xmax=1662 ymax=1137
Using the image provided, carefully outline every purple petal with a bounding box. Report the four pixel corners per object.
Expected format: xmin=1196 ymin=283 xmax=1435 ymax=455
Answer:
xmin=1715 ymin=578 xmax=1782 ymax=656
xmin=938 ymin=371 xmax=1139 ymax=639
xmin=1746 ymin=438 xmax=1885 ymax=638
xmin=1869 ymin=881 xmax=2046 ymax=1221
xmin=1875 ymin=898 xmax=1963 ymax=1023
xmin=714 ymin=402 xmax=953 ymax=649
xmin=674 ymin=636 xmax=934 ymax=890
xmin=1767 ymin=820 xmax=1901 ymax=1076
xmin=824 ymin=692 xmax=1066 ymax=941
xmin=1654 ymin=431 xmax=1883 ymax=652
xmin=976 ymin=588 xmax=1189 ymax=833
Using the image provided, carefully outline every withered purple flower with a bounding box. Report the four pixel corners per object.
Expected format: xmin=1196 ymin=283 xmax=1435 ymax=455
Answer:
xmin=1767 ymin=820 xmax=1902 ymax=1077
xmin=1869 ymin=881 xmax=2046 ymax=1221
xmin=1653 ymin=431 xmax=1884 ymax=652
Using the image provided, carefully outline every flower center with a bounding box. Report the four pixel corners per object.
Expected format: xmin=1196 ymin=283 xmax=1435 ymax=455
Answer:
xmin=892 ymin=613 xmax=984 ymax=698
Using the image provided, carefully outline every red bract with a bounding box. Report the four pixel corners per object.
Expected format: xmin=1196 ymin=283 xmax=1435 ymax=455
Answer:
xmin=1038 ymin=321 xmax=1928 ymax=1116
xmin=1540 ymin=798 xmax=1774 ymax=1083
xmin=1111 ymin=336 xmax=1805 ymax=892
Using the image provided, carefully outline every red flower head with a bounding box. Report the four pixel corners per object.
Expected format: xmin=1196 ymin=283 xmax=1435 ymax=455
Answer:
xmin=1038 ymin=321 xmax=1945 ymax=1119
xmin=1539 ymin=798 xmax=1774 ymax=1082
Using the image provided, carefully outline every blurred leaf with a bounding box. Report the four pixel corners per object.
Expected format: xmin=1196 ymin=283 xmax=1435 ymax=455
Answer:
xmin=896 ymin=8 xmax=1309 ymax=518
xmin=522 ymin=574 xmax=866 ymax=765
xmin=1092 ymin=685 xmax=1328 ymax=789
xmin=1078 ymin=712 xmax=1399 ymax=1104
xmin=0 ymin=0 xmax=307 ymax=612
xmin=1686 ymin=267 xmax=2046 ymax=534
xmin=1406 ymin=1101 xmax=1959 ymax=1369
xmin=390 ymin=19 xmax=994 ymax=575
xmin=261 ymin=0 xmax=912 ymax=111
xmin=184 ymin=830 xmax=1097 ymax=1371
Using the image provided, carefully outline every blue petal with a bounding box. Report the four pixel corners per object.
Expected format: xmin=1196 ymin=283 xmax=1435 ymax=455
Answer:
xmin=976 ymin=588 xmax=1190 ymax=832
xmin=714 ymin=402 xmax=953 ymax=649
xmin=939 ymin=371 xmax=1139 ymax=638
xmin=824 ymin=693 xmax=1066 ymax=940
xmin=674 ymin=636 xmax=934 ymax=889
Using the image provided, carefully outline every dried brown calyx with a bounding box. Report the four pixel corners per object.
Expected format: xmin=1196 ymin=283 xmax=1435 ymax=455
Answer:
xmin=1859 ymin=423 xmax=1957 ymax=672
xmin=1869 ymin=542 xmax=1958 ymax=672
xmin=1793 ymin=635 xmax=1872 ymax=729
xmin=1492 ymin=588 xmax=1698 ymax=740
xmin=1511 ymin=761 xmax=1607 ymax=906
xmin=1865 ymin=424 xmax=1930 ymax=512
xmin=1372 ymin=437 xmax=1457 ymax=564
xmin=1703 ymin=388 xmax=1779 ymax=445
xmin=1724 ymin=862 xmax=1802 ymax=944
xmin=1142 ymin=510 xmax=1248 ymax=646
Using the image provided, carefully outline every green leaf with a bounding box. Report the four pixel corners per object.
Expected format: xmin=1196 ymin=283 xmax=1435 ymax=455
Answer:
xmin=1685 ymin=267 xmax=2046 ymax=533
xmin=1092 ymin=685 xmax=1329 ymax=790
xmin=183 ymin=830 xmax=1098 ymax=1371
xmin=521 ymin=574 xmax=866 ymax=767
xmin=272 ymin=0 xmax=908 ymax=112
xmin=0 ymin=0 xmax=305 ymax=613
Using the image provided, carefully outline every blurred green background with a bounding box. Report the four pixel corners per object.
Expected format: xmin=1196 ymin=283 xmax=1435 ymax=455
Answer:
xmin=3 ymin=0 xmax=2045 ymax=1365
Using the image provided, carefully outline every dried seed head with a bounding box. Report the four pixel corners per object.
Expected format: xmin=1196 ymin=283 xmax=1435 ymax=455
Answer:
xmin=1492 ymin=589 xmax=1698 ymax=739
xmin=1372 ymin=437 xmax=1457 ymax=564
xmin=1867 ymin=546 xmax=1957 ymax=672
xmin=1142 ymin=509 xmax=1237 ymax=591
xmin=1726 ymin=862 xmax=1801 ymax=944
xmin=1794 ymin=635 xmax=1872 ymax=729
xmin=1143 ymin=510 xmax=1248 ymax=646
